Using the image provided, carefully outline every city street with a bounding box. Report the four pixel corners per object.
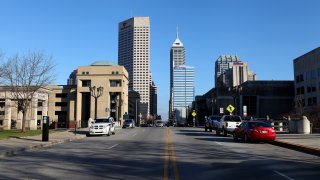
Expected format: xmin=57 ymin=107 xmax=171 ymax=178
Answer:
xmin=0 ymin=127 xmax=320 ymax=180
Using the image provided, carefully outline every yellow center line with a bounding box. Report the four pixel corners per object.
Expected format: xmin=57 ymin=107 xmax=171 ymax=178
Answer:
xmin=163 ymin=128 xmax=180 ymax=180
xmin=169 ymin=128 xmax=180 ymax=180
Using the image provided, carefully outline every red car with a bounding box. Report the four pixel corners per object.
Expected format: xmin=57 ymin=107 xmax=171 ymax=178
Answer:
xmin=233 ymin=121 xmax=276 ymax=142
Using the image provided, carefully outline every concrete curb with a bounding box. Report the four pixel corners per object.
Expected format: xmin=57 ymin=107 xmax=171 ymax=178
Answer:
xmin=0 ymin=134 xmax=86 ymax=159
xmin=270 ymin=140 xmax=320 ymax=157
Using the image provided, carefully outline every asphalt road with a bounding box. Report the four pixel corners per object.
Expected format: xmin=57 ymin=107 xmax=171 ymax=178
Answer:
xmin=0 ymin=127 xmax=320 ymax=180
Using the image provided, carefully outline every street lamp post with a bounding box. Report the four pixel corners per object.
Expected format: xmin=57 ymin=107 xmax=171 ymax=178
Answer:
xmin=89 ymin=86 xmax=104 ymax=119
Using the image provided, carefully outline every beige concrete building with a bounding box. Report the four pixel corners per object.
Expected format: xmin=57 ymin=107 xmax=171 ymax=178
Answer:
xmin=0 ymin=61 xmax=129 ymax=130
xmin=0 ymin=87 xmax=50 ymax=130
xmin=75 ymin=61 xmax=129 ymax=127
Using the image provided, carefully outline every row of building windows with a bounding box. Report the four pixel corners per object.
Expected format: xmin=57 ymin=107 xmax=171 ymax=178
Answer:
xmin=81 ymin=80 xmax=122 ymax=88
xmin=296 ymin=85 xmax=318 ymax=95
xmin=296 ymin=97 xmax=318 ymax=107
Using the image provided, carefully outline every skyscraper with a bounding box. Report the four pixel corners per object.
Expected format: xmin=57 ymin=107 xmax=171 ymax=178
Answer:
xmin=118 ymin=17 xmax=150 ymax=119
xmin=169 ymin=29 xmax=186 ymax=119
xmin=215 ymin=55 xmax=240 ymax=87
xmin=172 ymin=65 xmax=195 ymax=124
xmin=215 ymin=55 xmax=257 ymax=88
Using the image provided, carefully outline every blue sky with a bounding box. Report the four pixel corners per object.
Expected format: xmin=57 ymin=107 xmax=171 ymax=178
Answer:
xmin=1 ymin=0 xmax=320 ymax=119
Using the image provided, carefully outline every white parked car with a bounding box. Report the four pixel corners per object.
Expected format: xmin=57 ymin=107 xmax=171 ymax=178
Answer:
xmin=155 ymin=120 xmax=164 ymax=127
xmin=88 ymin=117 xmax=116 ymax=136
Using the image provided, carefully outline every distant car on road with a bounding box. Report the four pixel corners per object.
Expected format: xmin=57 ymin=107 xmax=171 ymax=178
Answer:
xmin=216 ymin=115 xmax=242 ymax=136
xmin=205 ymin=115 xmax=222 ymax=132
xmin=123 ymin=119 xmax=135 ymax=128
xmin=88 ymin=117 xmax=116 ymax=136
xmin=155 ymin=120 xmax=164 ymax=127
xmin=233 ymin=121 xmax=276 ymax=143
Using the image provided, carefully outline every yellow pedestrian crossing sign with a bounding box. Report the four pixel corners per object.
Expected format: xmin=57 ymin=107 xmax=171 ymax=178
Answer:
xmin=192 ymin=111 xmax=197 ymax=117
xmin=226 ymin=105 xmax=235 ymax=113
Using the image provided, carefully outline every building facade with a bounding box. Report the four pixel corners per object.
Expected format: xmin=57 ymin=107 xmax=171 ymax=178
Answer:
xmin=172 ymin=65 xmax=195 ymax=125
xmin=0 ymin=61 xmax=129 ymax=130
xmin=0 ymin=87 xmax=50 ymax=130
xmin=294 ymin=47 xmax=320 ymax=128
xmin=118 ymin=17 xmax=151 ymax=121
xmin=215 ymin=55 xmax=240 ymax=87
xmin=128 ymin=89 xmax=141 ymax=126
xmin=169 ymin=31 xmax=186 ymax=119
xmin=150 ymin=81 xmax=157 ymax=117
xmin=75 ymin=61 xmax=129 ymax=127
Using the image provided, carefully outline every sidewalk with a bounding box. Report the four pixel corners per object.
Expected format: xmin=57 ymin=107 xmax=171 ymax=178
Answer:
xmin=271 ymin=133 xmax=320 ymax=156
xmin=0 ymin=128 xmax=87 ymax=159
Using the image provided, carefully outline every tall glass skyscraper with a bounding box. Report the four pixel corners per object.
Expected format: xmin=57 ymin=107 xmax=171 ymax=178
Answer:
xmin=169 ymin=30 xmax=186 ymax=119
xmin=172 ymin=65 xmax=195 ymax=123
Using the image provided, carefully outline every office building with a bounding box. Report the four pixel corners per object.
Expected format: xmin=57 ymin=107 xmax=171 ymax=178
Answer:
xmin=150 ymin=81 xmax=158 ymax=117
xmin=215 ymin=55 xmax=257 ymax=88
xmin=172 ymin=65 xmax=195 ymax=124
xmin=169 ymin=30 xmax=186 ymax=119
xmin=294 ymin=47 xmax=320 ymax=123
xmin=215 ymin=55 xmax=240 ymax=87
xmin=118 ymin=17 xmax=150 ymax=119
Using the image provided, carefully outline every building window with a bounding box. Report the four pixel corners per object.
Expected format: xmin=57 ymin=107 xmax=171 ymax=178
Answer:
xmin=37 ymin=111 xmax=42 ymax=115
xmin=0 ymin=111 xmax=5 ymax=115
xmin=300 ymin=86 xmax=305 ymax=94
xmin=110 ymin=80 xmax=122 ymax=87
xmin=55 ymin=102 xmax=68 ymax=107
xmin=299 ymin=74 xmax=304 ymax=82
xmin=38 ymin=101 xmax=43 ymax=107
xmin=82 ymin=80 xmax=91 ymax=87
xmin=56 ymin=93 xmax=68 ymax=98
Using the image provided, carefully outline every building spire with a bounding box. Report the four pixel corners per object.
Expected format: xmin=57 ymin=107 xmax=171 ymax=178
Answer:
xmin=176 ymin=25 xmax=179 ymax=39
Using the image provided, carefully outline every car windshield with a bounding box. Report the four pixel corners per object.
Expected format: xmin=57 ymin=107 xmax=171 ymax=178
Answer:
xmin=125 ymin=120 xmax=132 ymax=123
xmin=95 ymin=118 xmax=111 ymax=123
xmin=249 ymin=122 xmax=272 ymax=128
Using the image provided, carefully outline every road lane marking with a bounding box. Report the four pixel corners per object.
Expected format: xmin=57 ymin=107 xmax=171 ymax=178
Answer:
xmin=274 ymin=170 xmax=295 ymax=180
xmin=108 ymin=144 xmax=119 ymax=149
xmin=163 ymin=128 xmax=169 ymax=180
xmin=215 ymin=141 xmax=222 ymax=146
xmin=169 ymin=129 xmax=180 ymax=180
xmin=163 ymin=128 xmax=180 ymax=180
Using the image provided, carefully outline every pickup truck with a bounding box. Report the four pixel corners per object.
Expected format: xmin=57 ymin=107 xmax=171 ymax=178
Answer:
xmin=204 ymin=115 xmax=222 ymax=132
xmin=216 ymin=115 xmax=242 ymax=136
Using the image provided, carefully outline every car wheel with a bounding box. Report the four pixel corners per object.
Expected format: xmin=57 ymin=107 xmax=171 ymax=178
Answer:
xmin=223 ymin=128 xmax=227 ymax=137
xmin=112 ymin=129 xmax=116 ymax=135
xmin=210 ymin=127 xmax=213 ymax=132
xmin=233 ymin=133 xmax=238 ymax=141
xmin=107 ymin=128 xmax=111 ymax=136
xmin=205 ymin=126 xmax=208 ymax=132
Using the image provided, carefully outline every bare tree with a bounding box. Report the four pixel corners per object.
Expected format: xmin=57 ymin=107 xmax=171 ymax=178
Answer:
xmin=0 ymin=51 xmax=55 ymax=132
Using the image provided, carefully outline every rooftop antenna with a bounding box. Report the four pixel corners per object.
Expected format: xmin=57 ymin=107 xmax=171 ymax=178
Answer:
xmin=176 ymin=25 xmax=179 ymax=39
